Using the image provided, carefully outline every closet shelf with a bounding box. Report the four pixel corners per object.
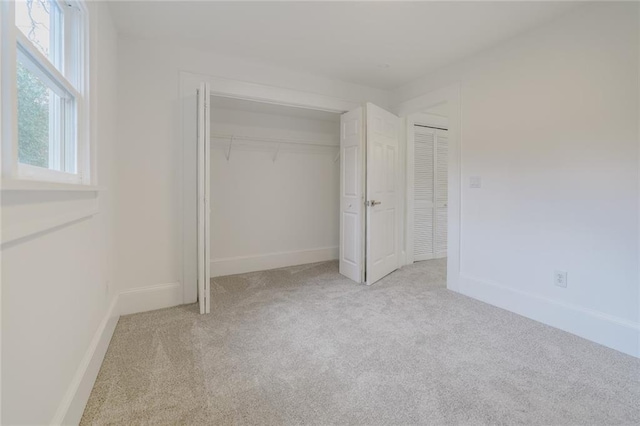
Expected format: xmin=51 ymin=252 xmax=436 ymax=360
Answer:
xmin=211 ymin=133 xmax=339 ymax=162
xmin=211 ymin=133 xmax=338 ymax=148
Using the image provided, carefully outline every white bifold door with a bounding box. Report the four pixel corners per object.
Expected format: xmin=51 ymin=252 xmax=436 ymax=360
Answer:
xmin=197 ymin=82 xmax=211 ymax=313
xmin=339 ymin=103 xmax=400 ymax=285
xmin=413 ymin=125 xmax=448 ymax=261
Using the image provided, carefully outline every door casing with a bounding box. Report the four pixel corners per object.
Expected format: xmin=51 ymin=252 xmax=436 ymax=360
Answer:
xmin=396 ymin=84 xmax=462 ymax=293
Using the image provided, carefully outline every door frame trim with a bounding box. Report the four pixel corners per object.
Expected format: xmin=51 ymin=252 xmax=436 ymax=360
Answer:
xmin=394 ymin=84 xmax=462 ymax=293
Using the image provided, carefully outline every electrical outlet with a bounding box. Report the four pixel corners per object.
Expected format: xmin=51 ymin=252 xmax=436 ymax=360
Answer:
xmin=554 ymin=271 xmax=567 ymax=288
xmin=470 ymin=176 xmax=482 ymax=188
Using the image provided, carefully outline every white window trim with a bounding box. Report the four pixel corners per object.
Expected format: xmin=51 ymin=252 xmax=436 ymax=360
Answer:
xmin=16 ymin=31 xmax=81 ymax=100
xmin=17 ymin=162 xmax=82 ymax=184
xmin=1 ymin=0 xmax=91 ymax=188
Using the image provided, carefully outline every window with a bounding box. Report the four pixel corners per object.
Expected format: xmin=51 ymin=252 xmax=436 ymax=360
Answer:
xmin=7 ymin=0 xmax=88 ymax=184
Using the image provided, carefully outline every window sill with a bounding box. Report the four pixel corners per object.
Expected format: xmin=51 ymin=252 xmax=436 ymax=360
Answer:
xmin=1 ymin=179 xmax=105 ymax=192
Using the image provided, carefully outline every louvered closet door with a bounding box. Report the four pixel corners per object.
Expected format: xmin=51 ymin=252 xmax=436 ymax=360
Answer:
xmin=413 ymin=128 xmax=435 ymax=261
xmin=413 ymin=127 xmax=448 ymax=261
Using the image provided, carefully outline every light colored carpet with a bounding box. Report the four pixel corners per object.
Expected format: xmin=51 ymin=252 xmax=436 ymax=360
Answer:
xmin=81 ymin=259 xmax=640 ymax=425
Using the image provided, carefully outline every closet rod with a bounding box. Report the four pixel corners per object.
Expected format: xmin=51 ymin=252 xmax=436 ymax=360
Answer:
xmin=414 ymin=124 xmax=448 ymax=131
xmin=211 ymin=133 xmax=338 ymax=148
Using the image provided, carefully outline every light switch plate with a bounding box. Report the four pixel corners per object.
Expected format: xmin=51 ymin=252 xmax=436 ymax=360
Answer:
xmin=470 ymin=176 xmax=482 ymax=188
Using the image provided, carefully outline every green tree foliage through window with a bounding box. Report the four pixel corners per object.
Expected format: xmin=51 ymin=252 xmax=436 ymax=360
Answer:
xmin=16 ymin=0 xmax=55 ymax=169
xmin=17 ymin=61 xmax=50 ymax=168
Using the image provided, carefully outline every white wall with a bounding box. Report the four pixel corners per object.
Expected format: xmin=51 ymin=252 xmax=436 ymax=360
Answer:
xmin=394 ymin=2 xmax=640 ymax=356
xmin=115 ymin=37 xmax=389 ymax=301
xmin=210 ymin=102 xmax=340 ymax=276
xmin=424 ymin=103 xmax=448 ymax=118
xmin=1 ymin=2 xmax=119 ymax=424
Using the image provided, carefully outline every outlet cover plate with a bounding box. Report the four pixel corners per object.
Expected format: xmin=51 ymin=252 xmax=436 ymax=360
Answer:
xmin=554 ymin=270 xmax=568 ymax=288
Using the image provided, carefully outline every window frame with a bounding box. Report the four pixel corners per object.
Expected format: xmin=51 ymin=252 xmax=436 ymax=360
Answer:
xmin=1 ymin=0 xmax=90 ymax=186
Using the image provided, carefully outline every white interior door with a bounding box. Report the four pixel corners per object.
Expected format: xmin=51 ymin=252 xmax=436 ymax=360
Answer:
xmin=365 ymin=103 xmax=400 ymax=284
xmin=339 ymin=107 xmax=365 ymax=282
xmin=413 ymin=126 xmax=448 ymax=261
xmin=197 ymin=82 xmax=211 ymax=314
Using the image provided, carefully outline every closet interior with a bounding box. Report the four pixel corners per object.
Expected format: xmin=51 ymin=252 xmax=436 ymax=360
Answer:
xmin=209 ymin=96 xmax=341 ymax=277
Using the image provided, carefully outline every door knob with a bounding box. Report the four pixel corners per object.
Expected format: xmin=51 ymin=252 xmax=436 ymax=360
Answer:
xmin=366 ymin=200 xmax=382 ymax=207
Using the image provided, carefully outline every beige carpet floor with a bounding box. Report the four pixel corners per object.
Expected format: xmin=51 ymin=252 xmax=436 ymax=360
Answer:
xmin=81 ymin=259 xmax=640 ymax=425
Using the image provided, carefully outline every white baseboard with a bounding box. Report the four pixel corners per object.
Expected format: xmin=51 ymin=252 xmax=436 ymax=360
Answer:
xmin=52 ymin=295 xmax=120 ymax=425
xmin=118 ymin=282 xmax=183 ymax=315
xmin=459 ymin=274 xmax=640 ymax=358
xmin=211 ymin=246 xmax=339 ymax=277
xmin=414 ymin=252 xmax=447 ymax=262
xmin=51 ymin=282 xmax=184 ymax=424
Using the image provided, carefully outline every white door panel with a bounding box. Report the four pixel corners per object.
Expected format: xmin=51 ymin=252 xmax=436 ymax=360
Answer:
xmin=197 ymin=82 xmax=211 ymax=314
xmin=339 ymin=103 xmax=400 ymax=285
xmin=365 ymin=103 xmax=400 ymax=284
xmin=339 ymin=107 xmax=365 ymax=282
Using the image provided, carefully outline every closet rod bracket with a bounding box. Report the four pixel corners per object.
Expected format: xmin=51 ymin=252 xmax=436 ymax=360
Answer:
xmin=272 ymin=143 xmax=281 ymax=162
xmin=225 ymin=136 xmax=234 ymax=161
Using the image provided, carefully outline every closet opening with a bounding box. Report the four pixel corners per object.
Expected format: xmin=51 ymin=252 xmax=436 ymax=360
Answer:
xmin=407 ymin=102 xmax=449 ymax=280
xmin=184 ymin=77 xmax=405 ymax=312
xmin=208 ymin=96 xmax=342 ymax=279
